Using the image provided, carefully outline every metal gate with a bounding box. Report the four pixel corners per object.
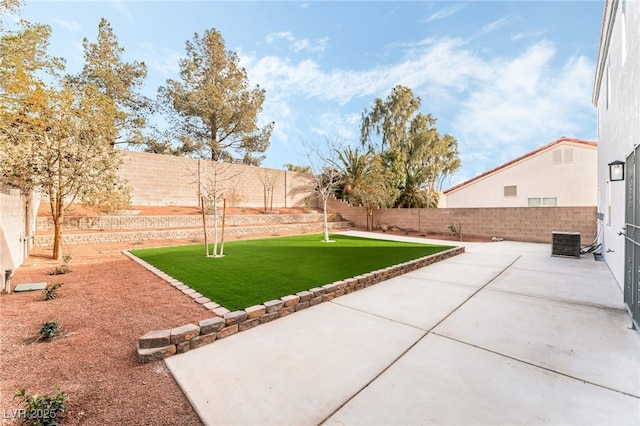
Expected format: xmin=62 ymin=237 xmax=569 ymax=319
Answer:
xmin=624 ymin=146 xmax=640 ymax=330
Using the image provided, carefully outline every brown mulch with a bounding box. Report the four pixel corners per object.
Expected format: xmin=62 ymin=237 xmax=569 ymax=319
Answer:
xmin=1 ymin=205 xmax=486 ymax=425
xmin=0 ymin=238 xmax=213 ymax=426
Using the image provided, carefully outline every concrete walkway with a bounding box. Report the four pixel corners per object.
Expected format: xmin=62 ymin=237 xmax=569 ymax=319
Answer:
xmin=165 ymin=231 xmax=640 ymax=425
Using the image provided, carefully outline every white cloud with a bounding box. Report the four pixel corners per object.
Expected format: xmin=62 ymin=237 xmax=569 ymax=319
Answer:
xmin=111 ymin=0 xmax=134 ymax=23
xmin=265 ymin=31 xmax=328 ymax=53
xmin=451 ymin=41 xmax=595 ymax=177
xmin=310 ymin=110 xmax=360 ymax=143
xmin=511 ymin=30 xmax=546 ymax=42
xmin=481 ymin=15 xmax=511 ymax=35
xmin=243 ymin=36 xmax=595 ymax=182
xmin=425 ymin=3 xmax=467 ymax=22
xmin=53 ymin=19 xmax=82 ymax=31
xmin=139 ymin=42 xmax=182 ymax=77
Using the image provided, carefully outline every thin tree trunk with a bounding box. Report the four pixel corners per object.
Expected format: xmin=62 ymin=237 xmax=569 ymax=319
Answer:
xmin=201 ymin=196 xmax=209 ymax=256
xmin=220 ymin=198 xmax=227 ymax=256
xmin=213 ymin=197 xmax=219 ymax=256
xmin=52 ymin=194 xmax=63 ymax=260
xmin=323 ymin=197 xmax=329 ymax=242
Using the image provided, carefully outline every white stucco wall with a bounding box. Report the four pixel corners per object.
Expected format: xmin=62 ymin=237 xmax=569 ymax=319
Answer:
xmin=444 ymin=140 xmax=597 ymax=208
xmin=593 ymin=0 xmax=640 ymax=287
xmin=0 ymin=190 xmax=39 ymax=290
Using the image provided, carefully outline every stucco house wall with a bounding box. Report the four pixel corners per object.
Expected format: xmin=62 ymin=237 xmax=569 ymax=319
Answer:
xmin=443 ymin=137 xmax=598 ymax=208
xmin=0 ymin=189 xmax=39 ymax=290
xmin=592 ymin=0 xmax=640 ymax=287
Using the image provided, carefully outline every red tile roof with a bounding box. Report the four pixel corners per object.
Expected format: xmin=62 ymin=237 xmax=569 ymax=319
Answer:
xmin=443 ymin=136 xmax=598 ymax=195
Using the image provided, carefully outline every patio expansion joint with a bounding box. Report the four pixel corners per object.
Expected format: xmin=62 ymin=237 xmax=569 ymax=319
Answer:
xmin=431 ymin=332 xmax=640 ymax=400
xmin=328 ymin=301 xmax=426 ymax=332
xmin=317 ymin=255 xmax=522 ymax=426
xmin=484 ymin=286 xmax=630 ymax=313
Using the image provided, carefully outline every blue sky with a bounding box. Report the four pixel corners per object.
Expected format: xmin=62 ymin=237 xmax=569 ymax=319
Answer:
xmin=15 ymin=1 xmax=604 ymax=188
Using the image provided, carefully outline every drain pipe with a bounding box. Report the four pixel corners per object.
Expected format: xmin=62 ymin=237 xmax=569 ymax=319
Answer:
xmin=4 ymin=269 xmax=13 ymax=293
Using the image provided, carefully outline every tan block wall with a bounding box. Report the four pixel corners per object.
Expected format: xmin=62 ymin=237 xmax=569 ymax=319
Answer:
xmin=328 ymin=198 xmax=596 ymax=244
xmin=118 ymin=151 xmax=315 ymax=208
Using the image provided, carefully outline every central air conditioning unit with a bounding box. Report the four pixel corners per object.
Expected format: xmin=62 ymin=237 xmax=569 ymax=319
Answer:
xmin=551 ymin=231 xmax=581 ymax=258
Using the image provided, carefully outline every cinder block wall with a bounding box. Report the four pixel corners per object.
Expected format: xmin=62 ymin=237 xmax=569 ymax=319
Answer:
xmin=118 ymin=151 xmax=315 ymax=208
xmin=328 ymin=198 xmax=596 ymax=244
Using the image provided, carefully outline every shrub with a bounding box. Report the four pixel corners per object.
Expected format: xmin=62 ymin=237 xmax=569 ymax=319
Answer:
xmin=43 ymin=283 xmax=63 ymax=301
xmin=48 ymin=255 xmax=71 ymax=276
xmin=14 ymin=386 xmax=68 ymax=426
xmin=38 ymin=320 xmax=61 ymax=340
xmin=447 ymin=222 xmax=462 ymax=241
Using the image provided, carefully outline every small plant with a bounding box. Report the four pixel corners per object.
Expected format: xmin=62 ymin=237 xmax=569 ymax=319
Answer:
xmin=14 ymin=386 xmax=68 ymax=426
xmin=303 ymin=196 xmax=313 ymax=209
xmin=38 ymin=320 xmax=61 ymax=341
xmin=48 ymin=254 xmax=71 ymax=275
xmin=43 ymin=283 xmax=63 ymax=301
xmin=448 ymin=222 xmax=463 ymax=241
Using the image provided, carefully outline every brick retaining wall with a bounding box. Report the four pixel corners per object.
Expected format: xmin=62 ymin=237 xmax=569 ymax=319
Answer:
xmin=33 ymin=220 xmax=352 ymax=247
xmin=36 ymin=213 xmax=338 ymax=232
xmin=327 ymin=198 xmax=596 ymax=244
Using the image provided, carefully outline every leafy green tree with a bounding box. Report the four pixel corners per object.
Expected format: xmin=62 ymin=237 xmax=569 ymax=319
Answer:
xmin=66 ymin=18 xmax=151 ymax=147
xmin=360 ymin=85 xmax=460 ymax=207
xmin=338 ymin=147 xmax=398 ymax=230
xmin=0 ymin=19 xmax=128 ymax=260
xmin=159 ymin=28 xmax=273 ymax=164
xmin=284 ymin=163 xmax=312 ymax=174
xmin=0 ymin=0 xmax=21 ymax=30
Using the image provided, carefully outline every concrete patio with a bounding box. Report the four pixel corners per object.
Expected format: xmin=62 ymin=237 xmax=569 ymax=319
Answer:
xmin=165 ymin=231 xmax=640 ymax=425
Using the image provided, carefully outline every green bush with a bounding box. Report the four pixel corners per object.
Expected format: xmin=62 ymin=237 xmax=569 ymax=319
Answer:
xmin=38 ymin=320 xmax=61 ymax=340
xmin=14 ymin=386 xmax=68 ymax=426
xmin=43 ymin=283 xmax=63 ymax=301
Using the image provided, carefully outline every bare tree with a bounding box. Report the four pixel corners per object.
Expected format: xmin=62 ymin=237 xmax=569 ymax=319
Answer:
xmin=259 ymin=169 xmax=279 ymax=213
xmin=302 ymin=137 xmax=344 ymax=243
xmin=186 ymin=160 xmax=241 ymax=257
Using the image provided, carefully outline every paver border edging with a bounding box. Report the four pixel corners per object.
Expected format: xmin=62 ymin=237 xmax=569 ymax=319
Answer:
xmin=124 ymin=245 xmax=465 ymax=363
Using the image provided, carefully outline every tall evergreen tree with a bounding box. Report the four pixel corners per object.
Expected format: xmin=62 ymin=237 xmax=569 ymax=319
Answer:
xmin=159 ymin=28 xmax=273 ymax=165
xmin=66 ymin=18 xmax=151 ymax=147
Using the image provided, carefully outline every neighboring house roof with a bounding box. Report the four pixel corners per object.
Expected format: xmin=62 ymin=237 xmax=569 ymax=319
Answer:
xmin=443 ymin=137 xmax=598 ymax=195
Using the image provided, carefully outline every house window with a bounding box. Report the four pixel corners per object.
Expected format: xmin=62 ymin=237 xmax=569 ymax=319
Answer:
xmin=553 ymin=149 xmax=574 ymax=164
xmin=504 ymin=185 xmax=517 ymax=197
xmin=563 ymin=149 xmax=573 ymax=163
xmin=528 ymin=197 xmax=557 ymax=207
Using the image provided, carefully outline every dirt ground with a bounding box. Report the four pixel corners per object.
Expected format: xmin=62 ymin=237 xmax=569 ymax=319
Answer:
xmin=1 ymin=205 xmax=484 ymax=425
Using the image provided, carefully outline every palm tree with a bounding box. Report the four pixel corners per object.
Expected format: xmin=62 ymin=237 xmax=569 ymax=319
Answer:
xmin=395 ymin=167 xmax=439 ymax=208
xmin=338 ymin=147 xmax=399 ymax=230
xmin=337 ymin=147 xmax=372 ymax=205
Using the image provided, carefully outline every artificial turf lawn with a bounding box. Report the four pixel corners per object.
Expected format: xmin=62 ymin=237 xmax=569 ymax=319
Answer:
xmin=130 ymin=234 xmax=454 ymax=311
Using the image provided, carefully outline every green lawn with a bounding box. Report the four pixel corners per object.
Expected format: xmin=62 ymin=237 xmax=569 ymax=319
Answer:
xmin=130 ymin=234 xmax=453 ymax=311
